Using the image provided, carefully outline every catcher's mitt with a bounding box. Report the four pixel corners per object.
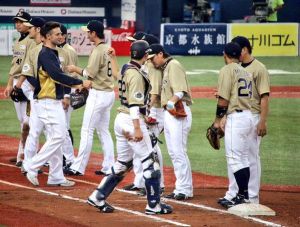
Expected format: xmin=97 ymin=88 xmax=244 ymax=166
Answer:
xmin=70 ymin=88 xmax=89 ymax=109
xmin=10 ymin=86 xmax=28 ymax=102
xmin=167 ymin=100 xmax=187 ymax=118
xmin=206 ymin=124 xmax=224 ymax=150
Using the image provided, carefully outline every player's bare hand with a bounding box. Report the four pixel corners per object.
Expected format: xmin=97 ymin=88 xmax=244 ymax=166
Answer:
xmin=257 ymin=120 xmax=267 ymax=137
xmin=213 ymin=121 xmax=220 ymax=129
xmin=214 ymin=88 xmax=219 ymax=98
xmin=82 ymin=80 xmax=92 ymax=89
xmin=62 ymin=97 xmax=70 ymax=110
xmin=107 ymin=47 xmax=116 ymax=57
xmin=133 ymin=128 xmax=143 ymax=142
xmin=65 ymin=65 xmax=76 ymax=73
xmin=122 ymin=130 xmax=133 ymax=141
xmin=4 ymin=85 xmax=13 ymax=98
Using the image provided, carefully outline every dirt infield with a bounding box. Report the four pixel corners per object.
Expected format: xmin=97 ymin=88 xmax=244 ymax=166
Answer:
xmin=0 ymin=135 xmax=299 ymax=227
xmin=190 ymin=86 xmax=300 ymax=99
xmin=1 ymin=86 xmax=300 ymax=100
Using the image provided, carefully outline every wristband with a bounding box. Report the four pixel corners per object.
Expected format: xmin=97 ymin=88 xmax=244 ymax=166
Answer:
xmin=166 ymin=100 xmax=175 ymax=110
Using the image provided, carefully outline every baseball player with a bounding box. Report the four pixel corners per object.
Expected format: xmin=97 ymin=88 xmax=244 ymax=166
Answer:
xmin=64 ymin=20 xmax=115 ymax=176
xmin=4 ymin=11 xmax=34 ymax=167
xmin=17 ymin=17 xmax=45 ymax=166
xmin=122 ymin=34 xmax=165 ymax=195
xmin=19 ymin=19 xmax=78 ymax=169
xmin=214 ymin=42 xmax=254 ymax=206
xmin=87 ymin=40 xmax=172 ymax=214
xmin=148 ymin=44 xmax=193 ymax=200
xmin=22 ymin=21 xmax=91 ymax=186
xmin=218 ymin=36 xmax=270 ymax=207
xmin=58 ymin=24 xmax=79 ymax=167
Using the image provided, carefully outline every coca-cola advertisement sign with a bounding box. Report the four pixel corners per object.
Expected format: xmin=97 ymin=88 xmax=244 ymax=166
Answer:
xmin=111 ymin=28 xmax=134 ymax=56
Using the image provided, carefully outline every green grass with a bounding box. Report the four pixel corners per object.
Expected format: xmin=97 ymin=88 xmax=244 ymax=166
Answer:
xmin=1 ymin=56 xmax=300 ymax=86
xmin=0 ymin=97 xmax=299 ymax=185
xmin=1 ymin=55 xmax=300 ymax=186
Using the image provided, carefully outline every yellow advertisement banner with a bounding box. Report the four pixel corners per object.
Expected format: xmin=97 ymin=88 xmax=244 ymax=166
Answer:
xmin=230 ymin=23 xmax=298 ymax=56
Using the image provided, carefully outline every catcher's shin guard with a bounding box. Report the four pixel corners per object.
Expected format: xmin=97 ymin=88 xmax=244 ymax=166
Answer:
xmin=96 ymin=160 xmax=133 ymax=200
xmin=142 ymin=153 xmax=161 ymax=208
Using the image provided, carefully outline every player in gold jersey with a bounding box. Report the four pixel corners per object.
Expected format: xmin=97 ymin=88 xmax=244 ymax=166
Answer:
xmin=219 ymin=36 xmax=270 ymax=207
xmin=4 ymin=11 xmax=34 ymax=167
xmin=214 ymin=42 xmax=254 ymax=207
xmin=148 ymin=44 xmax=193 ymax=200
xmin=64 ymin=20 xmax=115 ymax=176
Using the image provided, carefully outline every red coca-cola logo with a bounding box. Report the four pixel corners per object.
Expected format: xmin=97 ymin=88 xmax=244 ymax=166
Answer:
xmin=111 ymin=32 xmax=132 ymax=42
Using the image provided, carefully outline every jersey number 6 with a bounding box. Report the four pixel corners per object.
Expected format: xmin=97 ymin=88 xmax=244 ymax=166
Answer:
xmin=107 ymin=61 xmax=112 ymax=77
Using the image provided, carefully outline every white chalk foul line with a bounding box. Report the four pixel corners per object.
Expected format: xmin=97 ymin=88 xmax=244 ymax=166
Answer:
xmin=0 ymin=162 xmax=282 ymax=227
xmin=0 ymin=179 xmax=189 ymax=227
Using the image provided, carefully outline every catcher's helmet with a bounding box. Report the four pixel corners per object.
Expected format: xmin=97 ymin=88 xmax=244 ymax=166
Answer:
xmin=130 ymin=40 xmax=150 ymax=60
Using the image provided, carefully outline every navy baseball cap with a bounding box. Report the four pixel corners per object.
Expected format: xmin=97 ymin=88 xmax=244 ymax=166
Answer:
xmin=13 ymin=11 xmax=31 ymax=22
xmin=142 ymin=34 xmax=159 ymax=45
xmin=224 ymin=42 xmax=241 ymax=58
xmin=232 ymin=36 xmax=252 ymax=53
xmin=147 ymin=44 xmax=167 ymax=59
xmin=82 ymin=20 xmax=104 ymax=33
xmin=126 ymin=31 xmax=147 ymax=42
xmin=24 ymin=17 xmax=46 ymax=28
xmin=60 ymin=24 xmax=67 ymax=35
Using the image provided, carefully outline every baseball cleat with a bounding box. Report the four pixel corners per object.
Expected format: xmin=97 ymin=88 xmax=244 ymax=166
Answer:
xmin=94 ymin=170 xmax=106 ymax=175
xmin=233 ymin=194 xmax=250 ymax=205
xmin=47 ymin=180 xmax=75 ymax=187
xmin=217 ymin=197 xmax=235 ymax=208
xmin=165 ymin=192 xmax=190 ymax=200
xmin=63 ymin=168 xmax=83 ymax=176
xmin=26 ymin=173 xmax=39 ymax=186
xmin=136 ymin=188 xmax=146 ymax=196
xmin=145 ymin=203 xmax=173 ymax=215
xmin=16 ymin=161 xmax=23 ymax=167
xmin=122 ymin=183 xmax=140 ymax=191
xmin=87 ymin=199 xmax=114 ymax=213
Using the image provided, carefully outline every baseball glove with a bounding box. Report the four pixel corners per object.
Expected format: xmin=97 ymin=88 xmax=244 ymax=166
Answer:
xmin=70 ymin=88 xmax=89 ymax=110
xmin=167 ymin=100 xmax=187 ymax=118
xmin=10 ymin=86 xmax=28 ymax=102
xmin=206 ymin=124 xmax=224 ymax=150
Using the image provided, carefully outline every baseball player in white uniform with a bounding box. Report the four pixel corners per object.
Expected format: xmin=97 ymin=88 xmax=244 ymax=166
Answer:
xmin=218 ymin=36 xmax=270 ymax=207
xmin=214 ymin=42 xmax=254 ymax=206
xmin=87 ymin=40 xmax=172 ymax=214
xmin=19 ymin=19 xmax=77 ymax=174
xmin=148 ymin=44 xmax=193 ymax=200
xmin=23 ymin=21 xmax=91 ymax=186
xmin=122 ymin=34 xmax=165 ymax=195
xmin=4 ymin=11 xmax=34 ymax=167
xmin=58 ymin=24 xmax=79 ymax=167
xmin=17 ymin=17 xmax=45 ymax=167
xmin=64 ymin=20 xmax=115 ymax=176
